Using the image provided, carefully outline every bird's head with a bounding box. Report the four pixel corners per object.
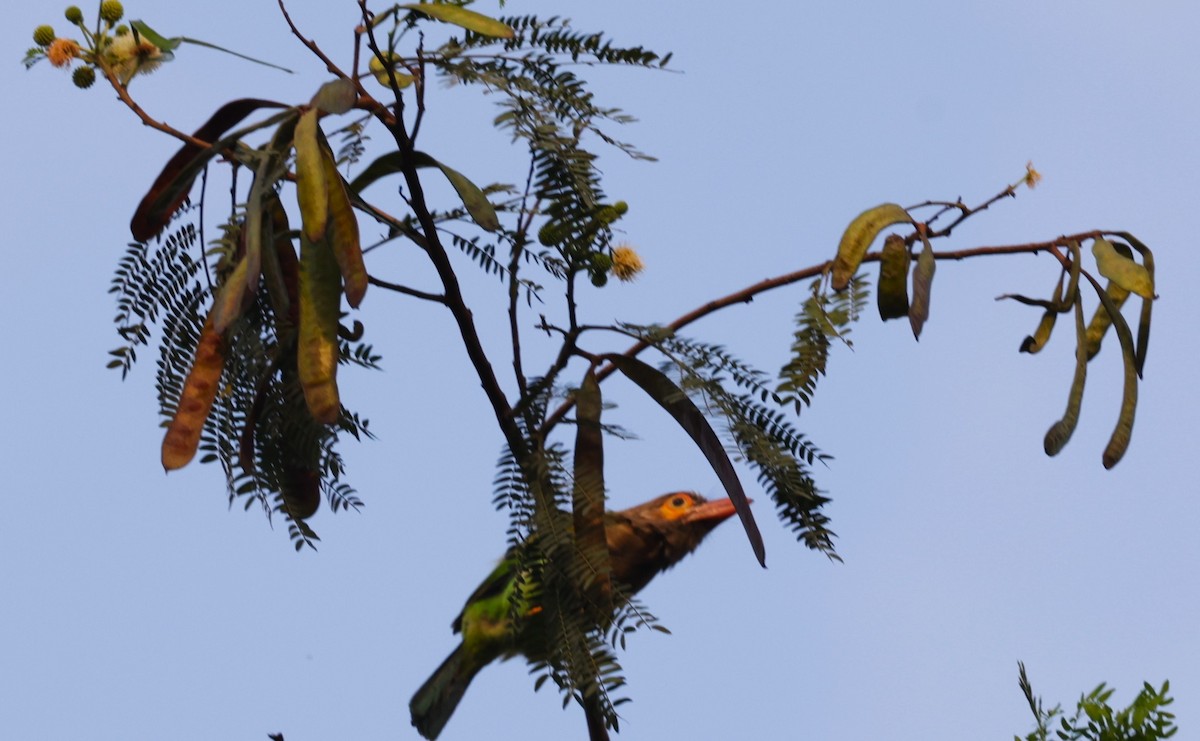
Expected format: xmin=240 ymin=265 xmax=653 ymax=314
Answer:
xmin=606 ymin=491 xmax=741 ymax=593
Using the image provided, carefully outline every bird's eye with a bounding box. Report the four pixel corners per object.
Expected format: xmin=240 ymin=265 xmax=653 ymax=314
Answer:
xmin=670 ymin=495 xmax=688 ymax=508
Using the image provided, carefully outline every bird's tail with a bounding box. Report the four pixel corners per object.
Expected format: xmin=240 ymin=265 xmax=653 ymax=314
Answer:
xmin=410 ymin=645 xmax=479 ymax=740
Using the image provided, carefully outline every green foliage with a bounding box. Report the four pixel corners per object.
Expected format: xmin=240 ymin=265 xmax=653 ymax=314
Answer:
xmin=778 ymin=276 xmax=869 ymax=412
xmin=1017 ymin=662 xmax=1177 ymax=740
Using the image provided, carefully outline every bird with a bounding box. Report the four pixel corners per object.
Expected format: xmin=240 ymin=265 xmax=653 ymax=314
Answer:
xmin=409 ymin=491 xmax=739 ymax=739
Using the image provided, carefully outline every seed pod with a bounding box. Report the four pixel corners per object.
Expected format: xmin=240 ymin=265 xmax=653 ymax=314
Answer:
xmin=831 ymin=203 xmax=911 ymax=291
xmin=162 ymin=316 xmax=227 ymax=470
xmin=297 ymin=233 xmax=342 ymax=424
xmin=294 ymin=109 xmax=328 ymax=243
xmin=876 ymin=234 xmax=910 ymax=321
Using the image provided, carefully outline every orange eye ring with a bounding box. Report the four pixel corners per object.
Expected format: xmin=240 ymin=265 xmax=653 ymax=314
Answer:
xmin=659 ymin=493 xmax=695 ymax=520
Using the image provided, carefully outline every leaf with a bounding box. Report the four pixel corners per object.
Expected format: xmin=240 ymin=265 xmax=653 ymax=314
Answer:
xmin=876 ymin=234 xmax=910 ymax=321
xmin=1092 ymin=237 xmax=1154 ymax=299
xmin=1043 ymin=294 xmax=1087 ymax=456
xmin=294 ymin=109 xmax=328 ymax=243
xmin=400 ymin=3 xmax=515 ymax=38
xmin=316 ymin=131 xmax=367 ymax=307
xmin=831 ymin=203 xmax=911 ymax=291
xmin=573 ymin=369 xmax=612 ymax=609
xmin=348 ymin=150 xmax=499 ymax=231
xmin=132 ymin=20 xmax=294 ymax=72
xmin=908 ymin=234 xmax=936 ymax=339
xmin=161 ymin=315 xmax=227 ymax=470
xmin=602 ymin=354 xmax=765 ymax=567
xmin=298 ymin=233 xmax=342 ymax=425
xmin=129 ymin=20 xmax=182 ymax=52
xmin=310 ymin=79 xmax=358 ymax=115
xmin=130 ymin=100 xmax=291 ymax=241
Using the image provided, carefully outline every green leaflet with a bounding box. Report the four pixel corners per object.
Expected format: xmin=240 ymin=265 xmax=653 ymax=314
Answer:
xmin=831 ymin=203 xmax=911 ymax=291
xmin=298 ymin=233 xmax=342 ymax=425
xmin=909 ymin=234 xmax=935 ymax=340
xmin=601 ymin=353 xmax=765 ymax=568
xmin=130 ymin=101 xmax=292 ymax=242
xmin=349 ymin=150 xmax=500 ymax=232
xmin=400 ymin=3 xmax=515 ymax=38
xmin=1092 ymin=237 xmax=1154 ymax=299
xmin=876 ymin=234 xmax=910 ymax=321
xmin=310 ymin=79 xmax=358 ymax=115
xmin=294 ymin=109 xmax=329 ymax=243
xmin=1044 ymin=293 xmax=1087 ymax=456
xmin=572 ymin=369 xmax=611 ymax=606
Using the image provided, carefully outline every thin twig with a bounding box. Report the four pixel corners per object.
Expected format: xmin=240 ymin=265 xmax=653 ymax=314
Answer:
xmin=539 ymin=234 xmax=1100 ymax=435
xmin=367 ymin=275 xmax=446 ymax=303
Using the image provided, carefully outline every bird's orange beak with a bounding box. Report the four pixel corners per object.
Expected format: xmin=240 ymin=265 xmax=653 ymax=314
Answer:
xmin=683 ymin=497 xmax=744 ymax=524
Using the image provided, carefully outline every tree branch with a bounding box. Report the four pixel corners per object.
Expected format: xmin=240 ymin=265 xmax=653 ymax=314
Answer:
xmin=540 ymin=234 xmax=1102 ymax=434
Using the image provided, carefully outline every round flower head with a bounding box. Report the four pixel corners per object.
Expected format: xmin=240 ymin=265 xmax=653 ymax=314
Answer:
xmin=64 ymin=6 xmax=83 ymax=24
xmin=33 ymin=25 xmax=56 ymax=47
xmin=46 ymin=37 xmax=81 ymax=68
xmin=100 ymin=1 xmax=125 ymax=23
xmin=611 ymin=244 xmax=645 ymax=282
xmin=1023 ymin=161 xmax=1042 ymax=190
xmin=73 ymin=66 xmax=96 ymax=89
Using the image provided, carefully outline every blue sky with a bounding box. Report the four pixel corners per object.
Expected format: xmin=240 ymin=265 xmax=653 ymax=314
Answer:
xmin=4 ymin=2 xmax=1198 ymax=740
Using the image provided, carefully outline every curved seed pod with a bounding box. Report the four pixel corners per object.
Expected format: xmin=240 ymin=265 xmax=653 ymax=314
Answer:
xmin=1044 ymin=293 xmax=1087 ymax=456
xmin=162 ymin=316 xmax=227 ymax=470
xmin=831 ymin=203 xmax=911 ymax=291
xmin=260 ymin=195 xmax=300 ymax=334
xmin=1083 ymin=281 xmax=1130 ymax=360
xmin=876 ymin=234 xmax=910 ymax=321
xmin=908 ymin=234 xmax=936 ymax=340
xmin=310 ymin=79 xmax=357 ymax=115
xmin=347 ymin=150 xmax=499 ymax=232
xmin=1020 ymin=271 xmax=1064 ymax=354
xmin=400 ymin=2 xmax=515 ymax=38
xmin=130 ymin=99 xmax=290 ymax=241
xmin=318 ymin=134 xmax=367 ymax=307
xmin=282 ymin=466 xmax=321 ymax=521
xmin=573 ymin=368 xmax=611 ymax=606
xmin=294 ymin=109 xmax=328 ymax=242
xmin=1088 ymin=275 xmax=1139 ymax=469
xmin=298 ymin=233 xmax=342 ymax=425
xmin=210 ymin=253 xmax=252 ymax=334
xmin=1112 ymin=232 xmax=1155 ymax=377
xmin=1092 ymin=237 xmax=1154 ymax=299
xmin=601 ymin=353 xmax=765 ymax=568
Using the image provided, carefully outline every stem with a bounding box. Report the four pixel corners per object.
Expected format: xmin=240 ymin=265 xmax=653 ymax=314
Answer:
xmin=540 ymin=234 xmax=1100 ymax=434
